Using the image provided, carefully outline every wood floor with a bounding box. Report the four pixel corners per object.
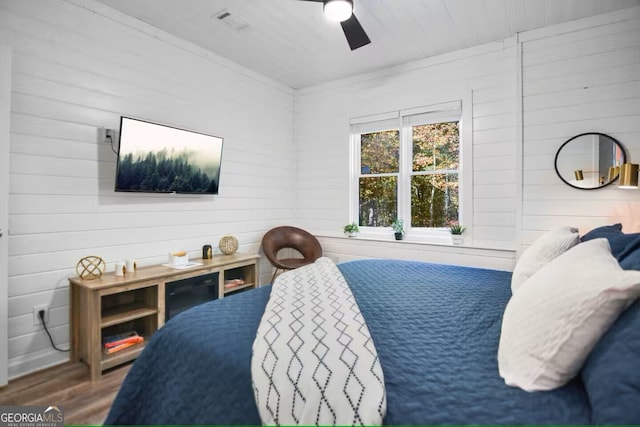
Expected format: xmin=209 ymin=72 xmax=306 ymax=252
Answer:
xmin=0 ymin=362 xmax=130 ymax=425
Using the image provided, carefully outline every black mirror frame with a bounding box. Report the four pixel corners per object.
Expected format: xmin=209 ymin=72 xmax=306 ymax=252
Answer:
xmin=554 ymin=132 xmax=626 ymax=191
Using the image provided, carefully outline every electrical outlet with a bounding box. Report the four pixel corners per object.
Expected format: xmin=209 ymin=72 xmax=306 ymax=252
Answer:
xmin=33 ymin=305 xmax=49 ymax=326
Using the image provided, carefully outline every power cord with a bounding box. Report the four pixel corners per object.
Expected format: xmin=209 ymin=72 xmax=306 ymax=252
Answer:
xmin=38 ymin=310 xmax=70 ymax=352
xmin=106 ymin=132 xmax=119 ymax=155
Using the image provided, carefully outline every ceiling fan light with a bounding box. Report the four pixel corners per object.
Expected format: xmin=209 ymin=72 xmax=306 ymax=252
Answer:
xmin=324 ymin=0 xmax=353 ymax=22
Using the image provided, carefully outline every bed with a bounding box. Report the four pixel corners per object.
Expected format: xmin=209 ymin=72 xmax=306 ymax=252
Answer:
xmin=104 ymin=254 xmax=640 ymax=425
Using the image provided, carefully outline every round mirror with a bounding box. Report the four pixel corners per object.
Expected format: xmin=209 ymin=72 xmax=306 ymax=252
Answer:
xmin=554 ymin=132 xmax=626 ymax=190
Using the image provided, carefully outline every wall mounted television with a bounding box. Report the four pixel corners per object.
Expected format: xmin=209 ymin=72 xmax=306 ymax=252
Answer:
xmin=115 ymin=117 xmax=223 ymax=195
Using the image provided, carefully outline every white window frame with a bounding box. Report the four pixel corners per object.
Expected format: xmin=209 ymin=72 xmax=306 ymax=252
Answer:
xmin=349 ymin=97 xmax=472 ymax=243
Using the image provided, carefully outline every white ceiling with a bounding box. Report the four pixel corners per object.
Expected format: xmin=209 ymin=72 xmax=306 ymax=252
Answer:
xmin=97 ymin=0 xmax=640 ymax=89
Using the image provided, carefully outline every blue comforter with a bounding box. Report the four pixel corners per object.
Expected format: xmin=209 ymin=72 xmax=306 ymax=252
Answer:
xmin=105 ymin=259 xmax=591 ymax=425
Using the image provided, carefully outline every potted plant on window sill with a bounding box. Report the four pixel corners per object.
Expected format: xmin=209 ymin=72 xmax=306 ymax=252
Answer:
xmin=391 ymin=219 xmax=405 ymax=240
xmin=449 ymin=222 xmax=466 ymax=245
xmin=343 ymin=222 xmax=359 ymax=238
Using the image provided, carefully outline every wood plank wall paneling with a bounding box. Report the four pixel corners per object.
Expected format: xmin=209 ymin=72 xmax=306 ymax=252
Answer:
xmin=294 ymin=42 xmax=520 ymax=252
xmin=0 ymin=0 xmax=295 ymax=379
xmin=295 ymin=6 xmax=640 ymax=265
xmin=3 ymin=0 xmax=640 ymax=381
xmin=521 ymin=14 xmax=640 ymax=248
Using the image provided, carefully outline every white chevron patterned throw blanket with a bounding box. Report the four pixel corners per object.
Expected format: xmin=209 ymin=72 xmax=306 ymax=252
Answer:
xmin=251 ymin=257 xmax=387 ymax=426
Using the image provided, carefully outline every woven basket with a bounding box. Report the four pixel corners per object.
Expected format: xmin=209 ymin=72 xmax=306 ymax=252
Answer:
xmin=218 ymin=235 xmax=239 ymax=255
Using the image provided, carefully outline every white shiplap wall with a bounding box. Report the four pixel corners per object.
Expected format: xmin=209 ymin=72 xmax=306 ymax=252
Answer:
xmin=520 ymin=8 xmax=640 ymax=247
xmin=295 ymin=6 xmax=640 ymax=267
xmin=294 ymin=40 xmax=520 ymax=266
xmin=3 ymin=0 xmax=639 ymax=380
xmin=1 ymin=0 xmax=295 ymax=379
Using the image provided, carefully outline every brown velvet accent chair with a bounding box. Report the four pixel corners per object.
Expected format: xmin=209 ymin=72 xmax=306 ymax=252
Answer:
xmin=261 ymin=226 xmax=323 ymax=283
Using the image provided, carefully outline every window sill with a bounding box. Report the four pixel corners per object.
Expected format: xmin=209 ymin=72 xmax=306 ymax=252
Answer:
xmin=320 ymin=233 xmax=515 ymax=253
xmin=314 ymin=233 xmax=516 ymax=271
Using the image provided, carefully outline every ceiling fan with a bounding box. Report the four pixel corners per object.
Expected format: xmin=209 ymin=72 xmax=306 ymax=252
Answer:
xmin=300 ymin=0 xmax=371 ymax=50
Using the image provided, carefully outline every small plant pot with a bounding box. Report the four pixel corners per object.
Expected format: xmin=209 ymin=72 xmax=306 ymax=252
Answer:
xmin=348 ymin=232 xmax=358 ymax=238
xmin=394 ymin=232 xmax=403 ymax=240
xmin=451 ymin=234 xmax=464 ymax=245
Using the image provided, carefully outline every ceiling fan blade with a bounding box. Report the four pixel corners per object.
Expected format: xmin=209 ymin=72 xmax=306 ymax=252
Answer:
xmin=340 ymin=14 xmax=370 ymax=50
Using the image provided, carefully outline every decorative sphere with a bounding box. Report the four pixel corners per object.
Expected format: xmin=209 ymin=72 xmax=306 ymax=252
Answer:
xmin=76 ymin=256 xmax=106 ymax=280
xmin=218 ymin=235 xmax=239 ymax=255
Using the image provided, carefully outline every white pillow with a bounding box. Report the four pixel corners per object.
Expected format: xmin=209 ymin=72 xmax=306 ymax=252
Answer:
xmin=498 ymin=238 xmax=640 ymax=391
xmin=511 ymin=226 xmax=579 ymax=293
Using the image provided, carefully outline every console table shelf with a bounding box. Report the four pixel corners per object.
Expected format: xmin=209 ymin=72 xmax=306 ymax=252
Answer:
xmin=224 ymin=282 xmax=255 ymax=294
xmin=101 ymin=306 xmax=158 ymax=328
xmin=70 ymin=253 xmax=259 ymax=380
xmin=101 ymin=341 xmax=147 ymax=371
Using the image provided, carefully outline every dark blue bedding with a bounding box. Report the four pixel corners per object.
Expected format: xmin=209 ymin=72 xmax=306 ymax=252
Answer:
xmin=105 ymin=259 xmax=591 ymax=425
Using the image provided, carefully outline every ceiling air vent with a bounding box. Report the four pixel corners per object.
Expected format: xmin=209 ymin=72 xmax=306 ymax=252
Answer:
xmin=215 ymin=9 xmax=250 ymax=32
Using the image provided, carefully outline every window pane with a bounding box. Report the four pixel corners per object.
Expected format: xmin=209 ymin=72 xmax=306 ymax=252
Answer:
xmin=359 ymin=176 xmax=397 ymax=227
xmin=411 ymin=174 xmax=458 ymax=227
xmin=412 ymin=122 xmax=459 ymax=172
xmin=361 ymin=130 xmax=399 ymax=174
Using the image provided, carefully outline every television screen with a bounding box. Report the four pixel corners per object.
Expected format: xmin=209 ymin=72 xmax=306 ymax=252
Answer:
xmin=115 ymin=117 xmax=223 ymax=194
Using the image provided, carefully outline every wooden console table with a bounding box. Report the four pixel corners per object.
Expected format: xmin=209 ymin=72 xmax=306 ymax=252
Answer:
xmin=69 ymin=253 xmax=259 ymax=380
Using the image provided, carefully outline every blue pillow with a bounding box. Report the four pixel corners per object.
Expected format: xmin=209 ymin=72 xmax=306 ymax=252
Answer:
xmin=581 ymin=300 xmax=640 ymax=424
xmin=581 ymin=223 xmax=623 ymax=239
xmin=619 ymin=235 xmax=640 ymax=271
xmin=581 ymin=224 xmax=639 ymax=259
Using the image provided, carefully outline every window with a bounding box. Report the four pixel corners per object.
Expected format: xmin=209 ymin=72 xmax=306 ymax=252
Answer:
xmin=359 ymin=129 xmax=399 ymax=226
xmin=351 ymin=102 xmax=463 ymax=239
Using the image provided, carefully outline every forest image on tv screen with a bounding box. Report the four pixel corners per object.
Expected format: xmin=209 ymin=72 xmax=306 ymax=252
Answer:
xmin=116 ymin=118 xmax=223 ymax=194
